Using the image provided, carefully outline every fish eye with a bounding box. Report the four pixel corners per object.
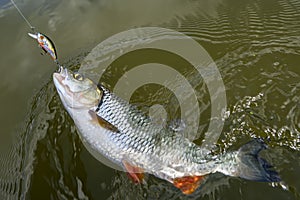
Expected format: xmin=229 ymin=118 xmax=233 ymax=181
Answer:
xmin=73 ymin=73 xmax=84 ymax=81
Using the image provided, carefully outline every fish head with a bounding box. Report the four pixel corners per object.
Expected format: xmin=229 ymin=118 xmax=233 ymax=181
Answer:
xmin=53 ymin=68 xmax=102 ymax=109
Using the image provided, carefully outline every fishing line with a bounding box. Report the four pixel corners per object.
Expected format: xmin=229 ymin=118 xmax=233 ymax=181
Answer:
xmin=10 ymin=0 xmax=63 ymax=71
xmin=10 ymin=0 xmax=35 ymax=31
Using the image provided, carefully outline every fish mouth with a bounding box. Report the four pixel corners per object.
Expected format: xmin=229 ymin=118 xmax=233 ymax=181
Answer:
xmin=53 ymin=67 xmax=101 ymax=109
xmin=53 ymin=68 xmax=72 ymax=97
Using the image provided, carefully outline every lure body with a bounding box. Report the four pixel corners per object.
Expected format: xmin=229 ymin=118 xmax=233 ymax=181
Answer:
xmin=28 ymin=32 xmax=57 ymax=61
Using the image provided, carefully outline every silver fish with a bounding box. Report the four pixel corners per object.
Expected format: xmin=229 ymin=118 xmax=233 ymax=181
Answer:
xmin=53 ymin=68 xmax=280 ymax=194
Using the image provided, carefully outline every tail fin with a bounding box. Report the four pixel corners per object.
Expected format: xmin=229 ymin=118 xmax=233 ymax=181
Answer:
xmin=234 ymin=139 xmax=281 ymax=182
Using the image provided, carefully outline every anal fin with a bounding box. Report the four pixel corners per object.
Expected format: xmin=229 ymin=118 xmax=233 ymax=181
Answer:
xmin=122 ymin=160 xmax=144 ymax=183
xmin=173 ymin=175 xmax=204 ymax=195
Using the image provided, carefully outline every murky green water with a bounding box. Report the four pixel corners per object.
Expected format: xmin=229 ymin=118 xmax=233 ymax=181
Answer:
xmin=0 ymin=0 xmax=300 ymax=199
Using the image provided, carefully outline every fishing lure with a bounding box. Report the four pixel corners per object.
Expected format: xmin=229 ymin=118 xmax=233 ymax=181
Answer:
xmin=11 ymin=0 xmax=62 ymax=69
xmin=28 ymin=32 xmax=58 ymax=62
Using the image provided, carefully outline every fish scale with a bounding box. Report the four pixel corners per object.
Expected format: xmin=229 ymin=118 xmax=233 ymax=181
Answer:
xmin=95 ymin=85 xmax=225 ymax=176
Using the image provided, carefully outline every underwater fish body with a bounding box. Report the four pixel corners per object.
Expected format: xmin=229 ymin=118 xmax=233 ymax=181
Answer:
xmin=53 ymin=68 xmax=280 ymax=194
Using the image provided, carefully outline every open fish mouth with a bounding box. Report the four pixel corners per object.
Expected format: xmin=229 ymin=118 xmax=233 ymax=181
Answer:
xmin=53 ymin=68 xmax=73 ymax=97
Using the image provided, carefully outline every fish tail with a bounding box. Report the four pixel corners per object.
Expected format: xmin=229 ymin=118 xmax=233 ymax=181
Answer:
xmin=232 ymin=139 xmax=281 ymax=182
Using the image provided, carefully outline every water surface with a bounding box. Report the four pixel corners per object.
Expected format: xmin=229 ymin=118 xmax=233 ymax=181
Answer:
xmin=0 ymin=0 xmax=299 ymax=199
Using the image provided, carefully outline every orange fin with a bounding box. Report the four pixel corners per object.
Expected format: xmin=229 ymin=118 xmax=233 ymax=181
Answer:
xmin=88 ymin=110 xmax=120 ymax=133
xmin=173 ymin=176 xmax=204 ymax=195
xmin=122 ymin=160 xmax=144 ymax=183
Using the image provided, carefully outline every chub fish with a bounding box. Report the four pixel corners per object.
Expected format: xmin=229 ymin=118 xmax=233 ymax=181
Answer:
xmin=53 ymin=68 xmax=280 ymax=194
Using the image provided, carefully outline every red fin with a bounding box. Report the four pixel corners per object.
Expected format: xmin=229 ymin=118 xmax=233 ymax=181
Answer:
xmin=122 ymin=160 xmax=144 ymax=183
xmin=173 ymin=176 xmax=204 ymax=195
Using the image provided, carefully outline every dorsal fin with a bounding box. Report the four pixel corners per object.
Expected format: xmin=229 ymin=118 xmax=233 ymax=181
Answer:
xmin=88 ymin=110 xmax=120 ymax=133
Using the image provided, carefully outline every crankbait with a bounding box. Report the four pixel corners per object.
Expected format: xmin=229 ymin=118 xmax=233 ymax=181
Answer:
xmin=11 ymin=0 xmax=62 ymax=69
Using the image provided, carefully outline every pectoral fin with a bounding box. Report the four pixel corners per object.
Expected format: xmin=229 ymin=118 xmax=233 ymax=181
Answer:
xmin=122 ymin=160 xmax=144 ymax=183
xmin=88 ymin=110 xmax=120 ymax=133
xmin=173 ymin=176 xmax=204 ymax=195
